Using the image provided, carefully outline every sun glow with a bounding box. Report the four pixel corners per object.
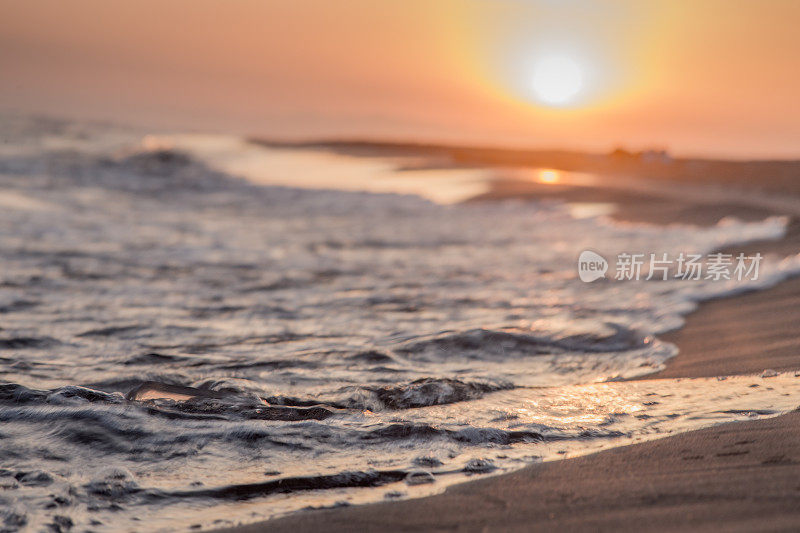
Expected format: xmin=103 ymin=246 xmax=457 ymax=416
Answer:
xmin=531 ymin=55 xmax=584 ymax=106
xmin=537 ymin=169 xmax=561 ymax=183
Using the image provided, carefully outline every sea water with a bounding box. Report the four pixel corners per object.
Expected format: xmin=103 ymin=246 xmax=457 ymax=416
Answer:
xmin=1 ymin=115 xmax=799 ymax=531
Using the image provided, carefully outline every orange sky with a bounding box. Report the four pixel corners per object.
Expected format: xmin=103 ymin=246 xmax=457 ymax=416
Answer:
xmin=2 ymin=0 xmax=799 ymax=158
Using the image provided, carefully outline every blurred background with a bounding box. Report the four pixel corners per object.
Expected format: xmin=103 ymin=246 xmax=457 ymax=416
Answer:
xmin=2 ymin=0 xmax=800 ymax=158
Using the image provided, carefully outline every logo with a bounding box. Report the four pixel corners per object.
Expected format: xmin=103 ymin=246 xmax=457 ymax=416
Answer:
xmin=578 ymin=250 xmax=608 ymax=282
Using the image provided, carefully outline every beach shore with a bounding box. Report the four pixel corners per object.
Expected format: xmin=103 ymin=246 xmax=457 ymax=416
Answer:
xmin=225 ymin=411 xmax=800 ymax=533
xmin=217 ymin=174 xmax=800 ymax=533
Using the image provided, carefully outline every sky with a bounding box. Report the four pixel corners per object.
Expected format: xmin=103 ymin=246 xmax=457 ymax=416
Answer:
xmin=2 ymin=0 xmax=800 ymax=158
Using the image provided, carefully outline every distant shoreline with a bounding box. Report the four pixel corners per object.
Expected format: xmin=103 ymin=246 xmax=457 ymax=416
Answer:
xmin=249 ymin=137 xmax=800 ymax=196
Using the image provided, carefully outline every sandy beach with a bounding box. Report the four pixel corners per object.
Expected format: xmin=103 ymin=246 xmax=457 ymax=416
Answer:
xmin=219 ymin=172 xmax=800 ymax=533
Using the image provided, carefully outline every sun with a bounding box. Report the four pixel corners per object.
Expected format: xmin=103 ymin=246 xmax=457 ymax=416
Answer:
xmin=531 ymin=55 xmax=583 ymax=106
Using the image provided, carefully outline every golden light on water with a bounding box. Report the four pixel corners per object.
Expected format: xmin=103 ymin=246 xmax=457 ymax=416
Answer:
xmin=537 ymin=169 xmax=561 ymax=184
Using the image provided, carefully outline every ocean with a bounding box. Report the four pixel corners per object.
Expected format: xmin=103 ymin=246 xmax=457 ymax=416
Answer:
xmin=1 ymin=115 xmax=799 ymax=531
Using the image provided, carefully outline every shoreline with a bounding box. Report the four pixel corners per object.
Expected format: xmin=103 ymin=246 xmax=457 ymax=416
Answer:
xmin=223 ymin=411 xmax=800 ymax=533
xmin=218 ymin=284 xmax=800 ymax=532
xmin=216 ymin=175 xmax=800 ymax=532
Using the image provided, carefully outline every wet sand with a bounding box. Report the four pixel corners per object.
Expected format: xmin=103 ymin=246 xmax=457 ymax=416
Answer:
xmin=226 ymin=411 xmax=800 ymax=533
xmin=219 ymin=175 xmax=800 ymax=533
xmin=655 ymin=277 xmax=800 ymax=379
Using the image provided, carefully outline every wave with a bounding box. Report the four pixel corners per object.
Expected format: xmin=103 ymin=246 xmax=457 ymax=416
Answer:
xmin=329 ymin=378 xmax=514 ymax=410
xmin=396 ymin=325 xmax=652 ymax=361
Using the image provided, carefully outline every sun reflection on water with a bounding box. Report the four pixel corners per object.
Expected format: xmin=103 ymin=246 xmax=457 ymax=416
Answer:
xmin=538 ymin=169 xmax=561 ymax=183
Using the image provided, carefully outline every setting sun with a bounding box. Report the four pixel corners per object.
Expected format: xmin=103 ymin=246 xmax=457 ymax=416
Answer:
xmin=531 ymin=55 xmax=584 ymax=106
